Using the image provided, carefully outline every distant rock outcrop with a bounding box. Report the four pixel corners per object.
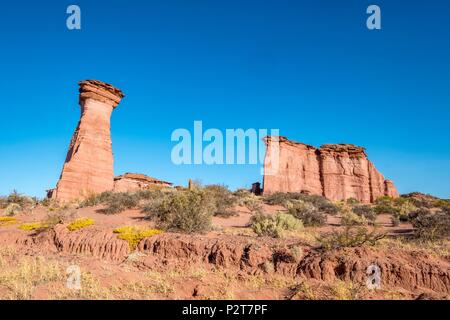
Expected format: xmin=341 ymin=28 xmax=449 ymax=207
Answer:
xmin=51 ymin=80 xmax=125 ymax=202
xmin=113 ymin=173 xmax=173 ymax=192
xmin=263 ymin=136 xmax=398 ymax=203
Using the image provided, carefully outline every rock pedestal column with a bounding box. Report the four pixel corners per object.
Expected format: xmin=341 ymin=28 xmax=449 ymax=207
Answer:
xmin=52 ymin=80 xmax=124 ymax=202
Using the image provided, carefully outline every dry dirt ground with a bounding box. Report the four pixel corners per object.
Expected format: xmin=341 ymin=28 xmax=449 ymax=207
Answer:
xmin=0 ymin=204 xmax=449 ymax=300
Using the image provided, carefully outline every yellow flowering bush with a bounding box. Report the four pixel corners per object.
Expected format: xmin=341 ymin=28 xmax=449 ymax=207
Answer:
xmin=0 ymin=216 xmax=18 ymax=227
xmin=19 ymin=221 xmax=49 ymax=231
xmin=114 ymin=226 xmax=163 ymax=250
xmin=67 ymin=218 xmax=95 ymax=231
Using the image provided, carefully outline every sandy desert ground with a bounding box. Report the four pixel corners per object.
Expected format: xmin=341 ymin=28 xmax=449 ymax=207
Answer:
xmin=0 ymin=188 xmax=448 ymax=300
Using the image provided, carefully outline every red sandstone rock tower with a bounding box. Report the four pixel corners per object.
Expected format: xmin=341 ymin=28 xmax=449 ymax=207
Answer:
xmin=263 ymin=136 xmax=399 ymax=203
xmin=51 ymin=80 xmax=124 ymax=202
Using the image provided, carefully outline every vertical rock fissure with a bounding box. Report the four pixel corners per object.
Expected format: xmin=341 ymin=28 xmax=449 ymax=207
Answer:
xmin=367 ymin=161 xmax=374 ymax=203
xmin=316 ymin=149 xmax=326 ymax=197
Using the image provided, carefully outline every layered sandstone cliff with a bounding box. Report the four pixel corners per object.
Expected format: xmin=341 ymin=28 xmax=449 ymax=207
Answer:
xmin=263 ymin=137 xmax=398 ymax=203
xmin=51 ymin=80 xmax=125 ymax=202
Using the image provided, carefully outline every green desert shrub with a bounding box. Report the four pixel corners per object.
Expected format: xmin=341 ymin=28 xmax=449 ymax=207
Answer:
xmin=6 ymin=190 xmax=32 ymax=207
xmin=40 ymin=197 xmax=56 ymax=207
xmin=373 ymin=197 xmax=417 ymax=221
xmin=341 ymin=209 xmax=368 ymax=226
xmin=396 ymin=201 xmax=418 ymax=222
xmin=375 ymin=196 xmax=393 ymax=205
xmin=133 ymin=189 xmax=167 ymax=201
xmin=433 ymin=199 xmax=450 ymax=208
xmin=343 ymin=203 xmax=378 ymax=226
xmin=395 ymin=208 xmax=417 ymax=222
xmin=264 ymin=192 xmax=339 ymax=216
xmin=373 ymin=196 xmax=398 ymax=215
xmin=287 ymin=201 xmax=326 ymax=227
xmin=318 ymin=226 xmax=386 ymax=250
xmin=297 ymin=194 xmax=339 ymax=215
xmin=245 ymin=199 xmax=264 ymax=215
xmin=148 ymin=190 xmax=214 ymax=234
xmin=272 ymin=213 xmax=302 ymax=232
xmin=97 ymin=192 xmax=140 ymax=214
xmin=233 ymin=189 xmax=264 ymax=214
xmin=203 ymin=185 xmax=237 ymax=217
xmin=411 ymin=198 xmax=435 ymax=209
xmin=400 ymin=192 xmax=437 ymax=209
xmin=263 ymin=192 xmax=303 ymax=206
xmin=251 ymin=213 xmax=302 ymax=238
xmin=233 ymin=188 xmax=253 ymax=200
xmin=39 ymin=199 xmax=69 ymax=212
xmin=140 ymin=195 xmax=169 ymax=216
xmin=80 ymin=189 xmax=168 ymax=210
xmin=441 ymin=206 xmax=450 ymax=215
xmin=4 ymin=203 xmax=22 ymax=216
xmin=411 ymin=210 xmax=450 ymax=241
xmin=352 ymin=205 xmax=377 ymax=223
xmin=79 ymin=191 xmax=114 ymax=207
xmin=144 ymin=184 xmax=239 ymax=218
xmin=1 ymin=190 xmax=36 ymax=211
xmin=346 ymin=198 xmax=360 ymax=205
xmin=374 ymin=203 xmax=399 ymax=215
xmin=405 ymin=207 xmax=430 ymax=221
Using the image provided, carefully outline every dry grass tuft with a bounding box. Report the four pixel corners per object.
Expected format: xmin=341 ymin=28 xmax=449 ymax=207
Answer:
xmin=0 ymin=255 xmax=63 ymax=299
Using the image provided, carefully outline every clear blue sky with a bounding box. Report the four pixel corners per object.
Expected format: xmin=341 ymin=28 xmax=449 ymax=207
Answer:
xmin=0 ymin=0 xmax=449 ymax=198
